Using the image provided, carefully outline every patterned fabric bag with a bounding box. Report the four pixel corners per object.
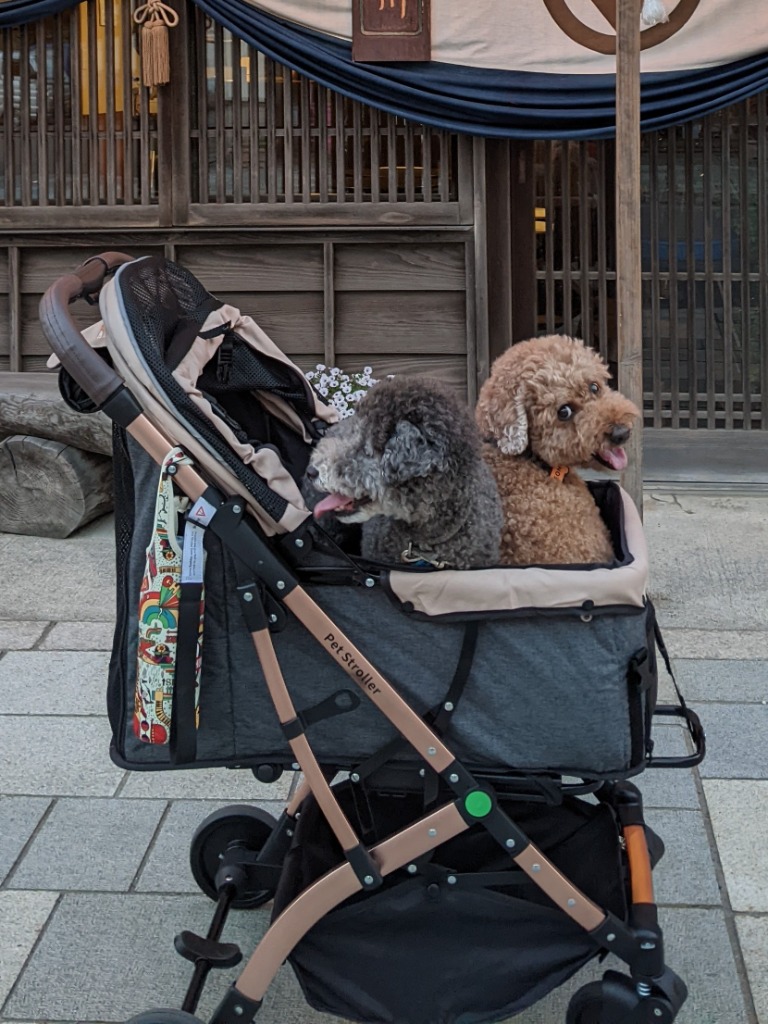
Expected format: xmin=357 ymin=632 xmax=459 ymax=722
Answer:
xmin=134 ymin=448 xmax=206 ymax=746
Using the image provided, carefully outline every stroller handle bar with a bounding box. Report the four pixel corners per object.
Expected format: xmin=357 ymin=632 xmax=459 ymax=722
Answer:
xmin=39 ymin=252 xmax=134 ymax=408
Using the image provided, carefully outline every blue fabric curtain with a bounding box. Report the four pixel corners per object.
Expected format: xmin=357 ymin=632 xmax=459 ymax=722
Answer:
xmin=4 ymin=0 xmax=768 ymax=137
xmin=191 ymin=0 xmax=768 ymax=139
xmin=0 ymin=0 xmax=80 ymax=27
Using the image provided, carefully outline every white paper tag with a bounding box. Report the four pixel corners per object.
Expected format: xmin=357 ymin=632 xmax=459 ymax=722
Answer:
xmin=181 ymin=520 xmax=206 ymax=584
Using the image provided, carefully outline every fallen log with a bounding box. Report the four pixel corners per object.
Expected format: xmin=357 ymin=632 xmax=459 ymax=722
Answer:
xmin=0 ymin=434 xmax=113 ymax=538
xmin=0 ymin=371 xmax=112 ymax=455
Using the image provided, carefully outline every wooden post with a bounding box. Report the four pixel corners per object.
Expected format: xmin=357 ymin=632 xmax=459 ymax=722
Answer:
xmin=615 ymin=0 xmax=644 ymax=513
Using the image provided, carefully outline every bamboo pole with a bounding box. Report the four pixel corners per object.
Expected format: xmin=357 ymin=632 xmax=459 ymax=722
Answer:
xmin=615 ymin=0 xmax=644 ymax=513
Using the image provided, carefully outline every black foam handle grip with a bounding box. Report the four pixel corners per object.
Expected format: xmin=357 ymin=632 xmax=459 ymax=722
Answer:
xmin=38 ymin=251 xmax=134 ymax=407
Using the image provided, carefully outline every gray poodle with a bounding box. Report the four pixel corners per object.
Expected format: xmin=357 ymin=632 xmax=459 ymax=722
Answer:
xmin=305 ymin=377 xmax=502 ymax=569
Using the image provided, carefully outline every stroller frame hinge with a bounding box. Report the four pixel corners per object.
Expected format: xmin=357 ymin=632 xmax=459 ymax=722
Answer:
xmin=210 ymin=982 xmax=263 ymax=1024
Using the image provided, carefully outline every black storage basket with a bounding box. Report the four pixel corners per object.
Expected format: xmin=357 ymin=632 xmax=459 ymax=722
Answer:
xmin=272 ymin=782 xmax=633 ymax=1024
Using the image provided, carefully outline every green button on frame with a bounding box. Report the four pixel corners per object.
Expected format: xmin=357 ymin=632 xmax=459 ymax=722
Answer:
xmin=464 ymin=791 xmax=492 ymax=818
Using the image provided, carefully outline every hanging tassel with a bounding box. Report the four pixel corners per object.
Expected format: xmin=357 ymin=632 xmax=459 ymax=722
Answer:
xmin=134 ymin=0 xmax=179 ymax=88
xmin=641 ymin=0 xmax=669 ymax=27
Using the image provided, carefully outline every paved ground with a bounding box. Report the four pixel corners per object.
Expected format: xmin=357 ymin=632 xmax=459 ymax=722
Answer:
xmin=1 ymin=490 xmax=767 ymax=1024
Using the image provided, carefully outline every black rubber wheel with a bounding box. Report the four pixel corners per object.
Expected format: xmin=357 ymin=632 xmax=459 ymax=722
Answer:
xmin=125 ymin=1011 xmax=203 ymax=1023
xmin=190 ymin=804 xmax=278 ymax=909
xmin=565 ymin=982 xmax=605 ymax=1024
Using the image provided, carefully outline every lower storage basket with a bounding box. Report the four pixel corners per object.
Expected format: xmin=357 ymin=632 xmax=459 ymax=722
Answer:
xmin=272 ymin=782 xmax=631 ymax=1024
xmin=108 ymin=439 xmax=657 ymax=779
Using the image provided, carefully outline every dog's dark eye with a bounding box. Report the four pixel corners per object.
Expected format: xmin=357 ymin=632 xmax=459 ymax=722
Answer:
xmin=589 ymin=382 xmax=600 ymax=394
xmin=557 ymin=404 xmax=574 ymax=421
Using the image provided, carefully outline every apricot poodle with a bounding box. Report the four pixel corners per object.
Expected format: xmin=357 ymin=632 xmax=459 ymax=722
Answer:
xmin=476 ymin=335 xmax=639 ymax=565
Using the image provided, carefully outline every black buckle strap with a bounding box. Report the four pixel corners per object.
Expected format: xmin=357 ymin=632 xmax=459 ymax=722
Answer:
xmin=169 ymin=579 xmax=203 ymax=765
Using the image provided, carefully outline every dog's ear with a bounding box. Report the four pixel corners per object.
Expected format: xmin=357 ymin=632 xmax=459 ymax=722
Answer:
xmin=498 ymin=390 xmax=529 ymax=455
xmin=381 ymin=420 xmax=444 ymax=484
xmin=477 ymin=383 xmax=529 ymax=456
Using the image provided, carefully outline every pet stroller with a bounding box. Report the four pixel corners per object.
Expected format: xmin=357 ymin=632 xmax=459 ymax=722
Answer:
xmin=40 ymin=253 xmax=705 ymax=1024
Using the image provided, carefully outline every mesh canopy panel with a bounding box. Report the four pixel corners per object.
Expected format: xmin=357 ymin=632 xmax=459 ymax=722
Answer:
xmin=115 ymin=256 xmax=290 ymax=525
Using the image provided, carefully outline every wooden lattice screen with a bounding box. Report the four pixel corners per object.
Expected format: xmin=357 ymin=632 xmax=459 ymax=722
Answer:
xmin=534 ymin=93 xmax=768 ymax=430
xmin=187 ymin=10 xmax=458 ymax=207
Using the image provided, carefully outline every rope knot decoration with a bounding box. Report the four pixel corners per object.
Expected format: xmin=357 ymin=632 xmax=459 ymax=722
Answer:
xmin=133 ymin=0 xmax=179 ymax=88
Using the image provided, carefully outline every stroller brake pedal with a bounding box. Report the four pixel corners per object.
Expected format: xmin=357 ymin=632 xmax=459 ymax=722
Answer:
xmin=174 ymin=930 xmax=243 ymax=970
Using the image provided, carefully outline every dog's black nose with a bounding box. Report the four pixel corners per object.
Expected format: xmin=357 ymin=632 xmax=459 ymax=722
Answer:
xmin=305 ymin=465 xmax=319 ymax=480
xmin=609 ymin=424 xmax=631 ymax=446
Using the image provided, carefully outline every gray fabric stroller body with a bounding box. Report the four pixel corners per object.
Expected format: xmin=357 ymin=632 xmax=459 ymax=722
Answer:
xmin=40 ymin=252 xmax=704 ymax=1024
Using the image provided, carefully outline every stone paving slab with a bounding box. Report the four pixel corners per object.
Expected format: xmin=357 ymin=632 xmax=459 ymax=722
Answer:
xmin=8 ymin=797 xmax=166 ymax=892
xmin=0 ymin=891 xmax=59 ymax=1009
xmin=0 ymin=797 xmax=52 ymax=884
xmin=40 ymin=621 xmax=116 ymax=651
xmin=694 ymin=703 xmax=768 ymax=779
xmin=660 ymin=629 xmax=768 ymax=660
xmin=644 ymin=494 xmax=768 ymax=632
xmin=736 ymin=915 xmax=768 ymax=1024
xmin=5 ymin=893 xmax=748 ymax=1024
xmin=119 ymin=767 xmax=294 ymax=802
xmin=645 ymin=809 xmax=722 ymax=906
xmin=0 ymin=517 xmax=115 ymax=623
xmin=703 ymin=779 xmax=768 ymax=912
xmin=0 ymin=717 xmax=124 ymax=797
xmin=673 ymin=659 xmax=768 ymax=703
xmin=3 ymin=893 xmax=335 ymax=1024
xmin=134 ymin=798 xmax=286 ymax=894
xmin=0 ymin=652 xmax=111 ymax=716
xmin=0 ymin=622 xmax=48 ymax=651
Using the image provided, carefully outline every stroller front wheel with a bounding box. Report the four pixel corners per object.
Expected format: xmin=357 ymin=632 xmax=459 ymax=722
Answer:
xmin=565 ymin=982 xmax=604 ymax=1024
xmin=190 ymin=804 xmax=278 ymax=909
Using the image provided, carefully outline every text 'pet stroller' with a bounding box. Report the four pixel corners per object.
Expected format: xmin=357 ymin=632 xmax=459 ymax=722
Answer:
xmin=40 ymin=253 xmax=705 ymax=1024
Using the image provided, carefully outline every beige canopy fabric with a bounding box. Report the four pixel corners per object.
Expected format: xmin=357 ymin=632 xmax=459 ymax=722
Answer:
xmin=245 ymin=0 xmax=768 ymax=75
xmin=387 ymin=488 xmax=648 ymax=617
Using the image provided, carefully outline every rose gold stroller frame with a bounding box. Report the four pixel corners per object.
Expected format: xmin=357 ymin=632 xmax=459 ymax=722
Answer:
xmin=40 ymin=253 xmax=691 ymax=1024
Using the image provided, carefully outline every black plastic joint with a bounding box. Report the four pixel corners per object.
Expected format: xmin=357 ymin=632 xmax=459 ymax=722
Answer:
xmin=236 ymin=585 xmax=269 ymax=632
xmin=589 ymin=913 xmax=640 ymax=963
xmin=439 ymin=760 xmax=478 ymax=796
xmin=208 ymin=501 xmax=298 ymax=598
xmin=345 ymin=843 xmax=383 ymax=890
xmin=280 ymin=718 xmax=304 ymax=741
xmin=99 ymin=386 xmax=143 ymax=427
xmin=611 ymin=781 xmax=646 ymax=827
xmin=210 ymin=984 xmax=263 ymax=1024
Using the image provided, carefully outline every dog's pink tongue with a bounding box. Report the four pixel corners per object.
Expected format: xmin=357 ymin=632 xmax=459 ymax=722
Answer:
xmin=312 ymin=493 xmax=354 ymax=517
xmin=599 ymin=446 xmax=628 ymax=471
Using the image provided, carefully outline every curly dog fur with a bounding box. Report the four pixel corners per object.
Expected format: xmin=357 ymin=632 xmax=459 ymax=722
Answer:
xmin=306 ymin=377 xmax=502 ymax=569
xmin=476 ymin=335 xmax=639 ymax=565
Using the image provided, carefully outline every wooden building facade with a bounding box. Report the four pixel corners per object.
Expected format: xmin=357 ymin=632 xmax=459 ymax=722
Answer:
xmin=2 ymin=0 xmax=767 ymax=429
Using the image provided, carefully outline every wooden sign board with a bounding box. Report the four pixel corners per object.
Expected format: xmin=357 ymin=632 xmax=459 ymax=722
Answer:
xmin=352 ymin=0 xmax=431 ymax=62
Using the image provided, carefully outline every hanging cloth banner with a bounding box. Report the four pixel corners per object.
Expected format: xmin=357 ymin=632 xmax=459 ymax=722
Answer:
xmin=191 ymin=0 xmax=768 ymax=138
xmin=234 ymin=0 xmax=768 ymax=76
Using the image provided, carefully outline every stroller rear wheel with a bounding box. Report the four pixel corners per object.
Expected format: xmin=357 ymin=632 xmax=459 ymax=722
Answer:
xmin=125 ymin=1011 xmax=203 ymax=1023
xmin=190 ymin=804 xmax=278 ymax=909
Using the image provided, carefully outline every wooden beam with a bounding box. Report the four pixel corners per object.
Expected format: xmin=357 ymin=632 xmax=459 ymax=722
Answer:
xmin=615 ymin=0 xmax=644 ymax=513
